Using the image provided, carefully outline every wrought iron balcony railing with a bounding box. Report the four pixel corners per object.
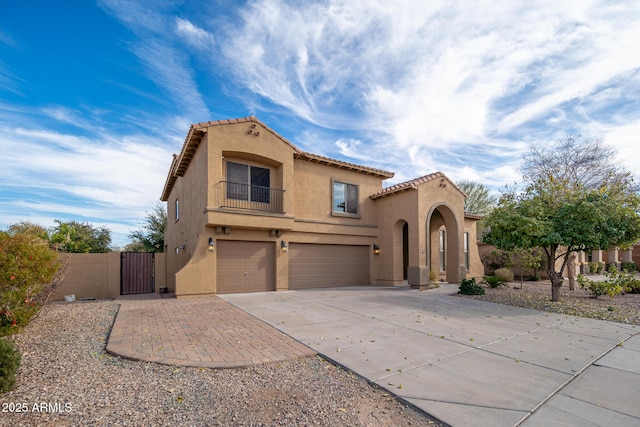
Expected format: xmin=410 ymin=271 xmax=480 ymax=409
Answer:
xmin=218 ymin=181 xmax=284 ymax=213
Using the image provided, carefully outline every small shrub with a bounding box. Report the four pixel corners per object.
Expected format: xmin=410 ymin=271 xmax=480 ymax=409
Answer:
xmin=483 ymin=275 xmax=505 ymax=288
xmin=429 ymin=270 xmax=437 ymax=283
xmin=527 ymin=275 xmax=541 ymax=281
xmin=494 ymin=268 xmax=514 ymax=282
xmin=621 ymin=262 xmax=637 ymax=273
xmin=611 ymin=270 xmax=640 ymax=294
xmin=588 ymin=262 xmax=605 ymax=274
xmin=0 ymin=231 xmax=60 ymax=336
xmin=577 ymin=274 xmax=623 ymax=298
xmin=0 ymin=339 xmax=21 ymax=392
xmin=459 ymin=278 xmax=485 ymax=295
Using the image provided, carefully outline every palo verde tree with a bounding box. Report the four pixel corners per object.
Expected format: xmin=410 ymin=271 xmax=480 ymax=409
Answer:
xmin=484 ymin=135 xmax=640 ymax=301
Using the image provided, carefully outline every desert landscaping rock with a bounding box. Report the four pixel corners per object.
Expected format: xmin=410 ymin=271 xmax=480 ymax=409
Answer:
xmin=1 ymin=301 xmax=440 ymax=426
xmin=461 ymin=279 xmax=640 ymax=325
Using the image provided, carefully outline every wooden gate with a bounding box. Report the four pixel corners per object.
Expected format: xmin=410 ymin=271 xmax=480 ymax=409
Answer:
xmin=121 ymin=252 xmax=155 ymax=295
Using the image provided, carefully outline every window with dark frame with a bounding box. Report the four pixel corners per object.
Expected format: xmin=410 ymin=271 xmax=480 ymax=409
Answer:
xmin=439 ymin=229 xmax=446 ymax=272
xmin=464 ymin=232 xmax=470 ymax=270
xmin=226 ymin=161 xmax=270 ymax=203
xmin=333 ymin=181 xmax=358 ymax=214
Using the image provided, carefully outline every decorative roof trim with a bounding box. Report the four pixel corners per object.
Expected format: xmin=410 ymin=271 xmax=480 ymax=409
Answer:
xmin=370 ymin=171 xmax=467 ymax=200
xmin=464 ymin=212 xmax=484 ymax=220
xmin=294 ymin=152 xmax=394 ymax=178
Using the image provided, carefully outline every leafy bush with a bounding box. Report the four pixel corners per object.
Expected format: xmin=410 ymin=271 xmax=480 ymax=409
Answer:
xmin=588 ymin=262 xmax=605 ymax=274
xmin=0 ymin=339 xmax=21 ymax=392
xmin=621 ymin=262 xmax=637 ymax=273
xmin=0 ymin=231 xmax=60 ymax=336
xmin=577 ymin=274 xmax=623 ymax=298
xmin=483 ymin=275 xmax=505 ymax=288
xmin=480 ymin=249 xmax=510 ymax=273
xmin=494 ymin=268 xmax=514 ymax=282
xmin=527 ymin=275 xmax=541 ymax=281
xmin=459 ymin=278 xmax=485 ymax=295
xmin=608 ymin=269 xmax=640 ymax=294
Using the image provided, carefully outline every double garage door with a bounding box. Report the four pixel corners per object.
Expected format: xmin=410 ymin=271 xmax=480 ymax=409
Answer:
xmin=217 ymin=241 xmax=369 ymax=293
xmin=289 ymin=243 xmax=369 ymax=290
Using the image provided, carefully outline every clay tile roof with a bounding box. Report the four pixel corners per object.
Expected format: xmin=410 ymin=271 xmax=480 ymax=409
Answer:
xmin=464 ymin=212 xmax=483 ymax=220
xmin=370 ymin=171 xmax=466 ymax=200
xmin=294 ymin=152 xmax=394 ymax=178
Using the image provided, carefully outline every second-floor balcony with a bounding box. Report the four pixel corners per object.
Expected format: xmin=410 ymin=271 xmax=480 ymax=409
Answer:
xmin=218 ymin=181 xmax=284 ymax=214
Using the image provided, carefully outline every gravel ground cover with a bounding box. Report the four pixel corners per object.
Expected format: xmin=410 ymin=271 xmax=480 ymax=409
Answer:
xmin=0 ymin=300 xmax=440 ymax=426
xmin=460 ymin=279 xmax=640 ymax=326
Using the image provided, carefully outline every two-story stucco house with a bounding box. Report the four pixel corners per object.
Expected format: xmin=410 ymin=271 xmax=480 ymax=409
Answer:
xmin=160 ymin=116 xmax=483 ymax=297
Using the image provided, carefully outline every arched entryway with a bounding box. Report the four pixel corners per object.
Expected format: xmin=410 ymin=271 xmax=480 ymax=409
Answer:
xmin=426 ymin=204 xmax=461 ymax=283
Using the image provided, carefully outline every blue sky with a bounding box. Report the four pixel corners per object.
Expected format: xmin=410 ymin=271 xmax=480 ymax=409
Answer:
xmin=1 ymin=1 xmax=640 ymax=247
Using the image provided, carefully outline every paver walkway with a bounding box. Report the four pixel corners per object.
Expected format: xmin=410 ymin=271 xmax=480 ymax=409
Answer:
xmin=106 ymin=293 xmax=315 ymax=368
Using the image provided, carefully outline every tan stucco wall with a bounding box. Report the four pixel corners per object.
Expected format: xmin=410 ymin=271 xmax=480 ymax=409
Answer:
xmin=373 ymin=176 xmax=476 ymax=285
xmin=373 ymin=189 xmax=419 ymax=285
xmin=166 ymin=121 xmax=391 ymax=297
xmin=293 ymin=159 xmax=382 ymax=225
xmin=52 ymin=253 xmax=167 ymax=300
xmin=464 ymin=217 xmax=484 ymax=279
xmin=164 ymin=132 xmax=210 ymax=294
xmin=52 ymin=253 xmax=120 ymax=300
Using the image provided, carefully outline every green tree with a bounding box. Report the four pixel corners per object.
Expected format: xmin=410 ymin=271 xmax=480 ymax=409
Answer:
xmin=49 ymin=220 xmax=112 ymax=253
xmin=485 ymin=136 xmax=640 ymax=301
xmin=458 ymin=180 xmax=496 ymax=240
xmin=457 ymin=180 xmax=497 ymax=215
xmin=126 ymin=203 xmax=166 ymax=252
xmin=509 ymin=248 xmax=545 ymax=289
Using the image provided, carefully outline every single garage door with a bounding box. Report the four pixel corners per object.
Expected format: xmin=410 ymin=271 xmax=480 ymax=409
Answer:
xmin=289 ymin=243 xmax=369 ymax=289
xmin=217 ymin=241 xmax=275 ymax=293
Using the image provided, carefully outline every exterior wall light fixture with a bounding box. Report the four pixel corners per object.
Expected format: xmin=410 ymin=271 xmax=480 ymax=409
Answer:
xmin=280 ymin=240 xmax=289 ymax=253
xmin=208 ymin=237 xmax=215 ymax=252
xmin=373 ymin=244 xmax=380 ymax=254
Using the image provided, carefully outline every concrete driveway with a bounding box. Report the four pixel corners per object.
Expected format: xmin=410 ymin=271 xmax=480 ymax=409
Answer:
xmin=221 ymin=284 xmax=640 ymax=427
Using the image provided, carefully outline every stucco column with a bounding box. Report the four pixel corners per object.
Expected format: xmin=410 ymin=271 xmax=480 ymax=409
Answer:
xmin=576 ymin=251 xmax=588 ymax=274
xmin=592 ymin=250 xmax=603 ymax=263
xmin=607 ymin=249 xmax=619 ymax=270
xmin=621 ymin=249 xmax=633 ymax=263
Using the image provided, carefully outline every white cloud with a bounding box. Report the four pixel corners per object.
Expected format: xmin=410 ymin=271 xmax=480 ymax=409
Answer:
xmin=174 ymin=18 xmax=215 ymax=50
xmin=0 ymin=125 xmax=172 ymax=219
xmin=216 ymin=0 xmax=640 ymax=188
xmin=602 ymin=120 xmax=640 ymax=180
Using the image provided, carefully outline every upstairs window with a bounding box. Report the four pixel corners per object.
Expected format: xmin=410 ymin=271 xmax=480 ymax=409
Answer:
xmin=439 ymin=229 xmax=446 ymax=272
xmin=464 ymin=232 xmax=470 ymax=270
xmin=333 ymin=181 xmax=358 ymax=215
xmin=174 ymin=198 xmax=179 ymax=221
xmin=227 ymin=162 xmax=270 ymax=203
